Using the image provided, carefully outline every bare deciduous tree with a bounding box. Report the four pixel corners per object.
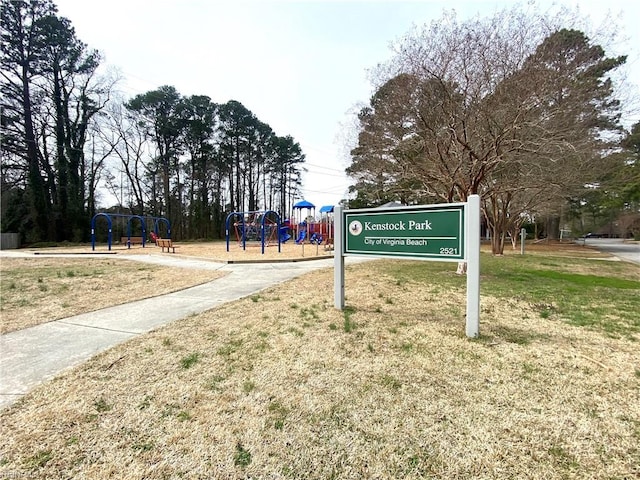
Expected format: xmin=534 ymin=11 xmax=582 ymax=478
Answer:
xmin=348 ymin=5 xmax=627 ymax=254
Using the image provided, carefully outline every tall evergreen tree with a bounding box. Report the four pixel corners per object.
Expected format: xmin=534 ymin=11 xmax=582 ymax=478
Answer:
xmin=125 ymin=86 xmax=188 ymax=229
xmin=182 ymin=94 xmax=217 ymax=237
xmin=1 ymin=0 xmax=109 ymax=242
xmin=1 ymin=0 xmax=57 ymax=240
xmin=217 ymin=100 xmax=259 ymax=213
xmin=270 ymin=135 xmax=305 ymax=215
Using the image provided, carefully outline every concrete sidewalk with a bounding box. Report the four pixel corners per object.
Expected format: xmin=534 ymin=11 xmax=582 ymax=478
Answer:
xmin=0 ymin=253 xmax=341 ymax=409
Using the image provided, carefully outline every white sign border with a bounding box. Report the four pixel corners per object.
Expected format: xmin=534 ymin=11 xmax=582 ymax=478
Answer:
xmin=343 ymin=206 xmax=465 ymax=261
xmin=334 ymin=195 xmax=480 ymax=338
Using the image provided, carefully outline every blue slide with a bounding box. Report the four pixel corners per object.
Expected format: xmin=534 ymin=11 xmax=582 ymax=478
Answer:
xmin=295 ymin=230 xmax=307 ymax=244
xmin=310 ymin=233 xmax=323 ymax=245
xmin=279 ymin=227 xmax=291 ymax=243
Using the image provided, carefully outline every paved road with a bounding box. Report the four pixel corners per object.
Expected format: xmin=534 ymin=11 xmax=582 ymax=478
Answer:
xmin=0 ymin=252 xmax=353 ymax=409
xmin=581 ymin=238 xmax=640 ymax=265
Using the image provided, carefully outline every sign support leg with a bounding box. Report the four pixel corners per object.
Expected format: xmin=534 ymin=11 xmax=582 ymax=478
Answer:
xmin=334 ymin=205 xmax=345 ymax=310
xmin=466 ymin=194 xmax=480 ymax=338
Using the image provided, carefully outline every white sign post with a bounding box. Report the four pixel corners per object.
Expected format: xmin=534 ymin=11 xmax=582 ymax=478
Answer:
xmin=335 ymin=195 xmax=481 ymax=338
xmin=334 ymin=204 xmax=345 ymax=310
xmin=465 ymin=194 xmax=480 ymax=337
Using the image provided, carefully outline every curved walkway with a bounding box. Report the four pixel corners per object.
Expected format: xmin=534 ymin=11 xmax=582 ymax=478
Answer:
xmin=0 ymin=252 xmax=348 ymax=409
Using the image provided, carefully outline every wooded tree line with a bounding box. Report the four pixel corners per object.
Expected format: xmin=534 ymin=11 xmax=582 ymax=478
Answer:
xmin=346 ymin=6 xmax=640 ymax=253
xmin=1 ymin=0 xmax=305 ymax=243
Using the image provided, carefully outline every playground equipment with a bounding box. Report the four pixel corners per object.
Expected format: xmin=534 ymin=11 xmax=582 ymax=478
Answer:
xmin=280 ymin=225 xmax=291 ymax=243
xmin=293 ymin=223 xmax=323 ymax=245
xmin=292 ymin=200 xmax=315 ymax=245
xmin=319 ymin=205 xmax=334 ymax=245
xmin=309 ymin=232 xmax=323 ymax=244
xmin=225 ymin=210 xmax=282 ymax=254
xmin=291 ymin=200 xmax=334 ymax=245
xmin=91 ymin=213 xmax=171 ymax=251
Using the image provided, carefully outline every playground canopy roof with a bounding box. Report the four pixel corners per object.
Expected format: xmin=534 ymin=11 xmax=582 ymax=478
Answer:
xmin=319 ymin=205 xmax=334 ymax=213
xmin=293 ymin=200 xmax=315 ymax=209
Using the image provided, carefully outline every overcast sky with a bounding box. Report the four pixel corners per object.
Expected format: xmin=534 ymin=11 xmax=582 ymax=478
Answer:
xmin=54 ymin=0 xmax=640 ymax=209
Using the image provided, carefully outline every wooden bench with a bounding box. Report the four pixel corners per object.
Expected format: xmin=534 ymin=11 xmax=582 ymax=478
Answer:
xmin=157 ymin=238 xmax=178 ymax=253
xmin=121 ymin=236 xmax=145 ymax=246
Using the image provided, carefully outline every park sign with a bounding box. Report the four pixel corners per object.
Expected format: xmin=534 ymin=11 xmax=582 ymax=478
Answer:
xmin=334 ymin=196 xmax=481 ymax=338
xmin=343 ymin=205 xmax=464 ymax=261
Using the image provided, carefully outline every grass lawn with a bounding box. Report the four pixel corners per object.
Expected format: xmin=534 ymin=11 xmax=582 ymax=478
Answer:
xmin=0 ymin=257 xmax=225 ymax=334
xmin=0 ymin=247 xmax=638 ymax=479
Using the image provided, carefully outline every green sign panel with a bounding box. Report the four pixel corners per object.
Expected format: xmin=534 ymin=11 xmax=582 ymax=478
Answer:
xmin=343 ymin=205 xmax=465 ymax=260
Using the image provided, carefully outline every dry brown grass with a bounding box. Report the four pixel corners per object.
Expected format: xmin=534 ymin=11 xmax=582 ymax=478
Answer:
xmin=1 ymin=256 xmax=638 ymax=479
xmin=0 ymin=240 xmax=329 ymax=334
xmin=55 ymin=239 xmax=333 ymax=262
xmin=0 ymin=257 xmax=225 ymax=334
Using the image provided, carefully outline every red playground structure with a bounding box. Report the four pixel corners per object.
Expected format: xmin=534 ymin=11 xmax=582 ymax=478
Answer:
xmin=291 ymin=200 xmax=334 ymax=246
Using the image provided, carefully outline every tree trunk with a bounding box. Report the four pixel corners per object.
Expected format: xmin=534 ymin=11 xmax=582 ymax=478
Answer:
xmin=546 ymin=215 xmax=560 ymax=240
xmin=21 ymin=65 xmax=50 ymax=241
xmin=490 ymin=223 xmax=505 ymax=255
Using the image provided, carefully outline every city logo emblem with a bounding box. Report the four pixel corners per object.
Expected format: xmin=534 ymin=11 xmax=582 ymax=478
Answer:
xmin=349 ymin=220 xmax=363 ymax=236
